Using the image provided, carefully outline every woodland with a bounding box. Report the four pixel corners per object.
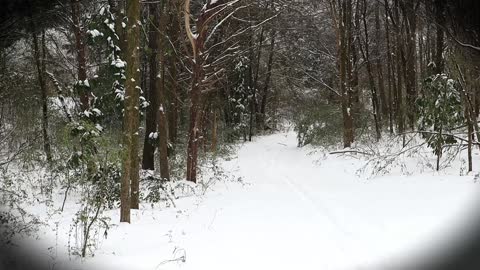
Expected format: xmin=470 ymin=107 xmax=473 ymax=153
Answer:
xmin=1 ymin=0 xmax=480 ymax=269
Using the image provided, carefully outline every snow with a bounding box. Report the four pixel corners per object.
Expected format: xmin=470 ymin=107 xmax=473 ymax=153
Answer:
xmin=112 ymin=58 xmax=126 ymax=68
xmin=87 ymin=29 xmax=103 ymax=38
xmin=92 ymin=108 xmax=102 ymax=116
xmin=149 ymin=132 xmax=158 ymax=139
xmin=3 ymin=131 xmax=480 ymax=270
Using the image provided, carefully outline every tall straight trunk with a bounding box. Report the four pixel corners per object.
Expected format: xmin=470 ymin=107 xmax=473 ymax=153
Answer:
xmin=338 ymin=0 xmax=354 ymax=148
xmin=185 ymin=0 xmax=203 ymax=183
xmin=109 ymin=0 xmax=126 ymax=60
xmin=70 ymin=0 xmax=89 ymax=111
xmin=401 ymin=0 xmax=417 ymax=129
xmin=427 ymin=23 xmax=434 ymax=67
xmin=351 ymin=0 xmax=360 ymax=108
xmin=360 ymin=0 xmax=381 ymax=141
xmin=457 ymin=64 xmax=480 ymax=153
xmin=374 ymin=3 xmax=387 ymax=118
xmin=248 ymin=33 xmax=256 ymax=142
xmin=211 ymin=109 xmax=217 ymax=153
xmin=467 ymin=107 xmax=473 ymax=172
xmin=31 ymin=21 xmax=52 ymax=163
xmin=167 ymin=1 xmax=181 ymax=148
xmin=186 ymin=60 xmax=202 ymax=182
xmin=156 ymin=1 xmax=170 ymax=181
xmin=384 ymin=0 xmax=394 ymax=133
xmin=418 ymin=25 xmax=425 ymax=82
xmin=120 ymin=0 xmax=141 ymax=222
xmin=393 ymin=0 xmax=405 ymax=133
xmin=434 ymin=0 xmax=445 ymax=74
xmin=260 ymin=29 xmax=276 ymax=130
xmin=167 ymin=56 xmax=179 ymax=148
xmin=253 ymin=27 xmax=265 ymax=130
xmin=142 ymin=3 xmax=159 ymax=170
xmin=200 ymin=104 xmax=209 ymax=153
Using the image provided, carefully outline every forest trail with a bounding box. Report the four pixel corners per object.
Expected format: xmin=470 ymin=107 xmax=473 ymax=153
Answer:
xmin=84 ymin=131 xmax=479 ymax=270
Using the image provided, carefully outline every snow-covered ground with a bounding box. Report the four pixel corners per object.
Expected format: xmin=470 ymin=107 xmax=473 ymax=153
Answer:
xmin=4 ymin=131 xmax=480 ymax=270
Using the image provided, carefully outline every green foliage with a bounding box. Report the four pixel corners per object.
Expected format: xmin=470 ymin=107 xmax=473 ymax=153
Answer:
xmin=142 ymin=171 xmax=170 ymax=204
xmin=417 ymin=73 xmax=464 ymax=158
xmin=291 ymin=85 xmax=343 ymax=147
xmin=224 ymin=56 xmax=250 ymax=141
xmin=294 ymin=103 xmax=343 ymax=147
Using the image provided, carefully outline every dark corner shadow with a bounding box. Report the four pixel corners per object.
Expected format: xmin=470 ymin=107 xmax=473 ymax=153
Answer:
xmin=0 ymin=223 xmax=105 ymax=270
xmin=3 ymin=214 xmax=480 ymax=270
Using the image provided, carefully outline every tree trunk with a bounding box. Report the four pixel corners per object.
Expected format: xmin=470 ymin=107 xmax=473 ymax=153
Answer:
xmin=384 ymin=0 xmax=394 ymax=133
xmin=467 ymin=107 xmax=473 ymax=172
xmin=360 ymin=0 xmax=381 ymax=141
xmin=186 ymin=65 xmax=202 ymax=182
xmin=120 ymin=0 xmax=141 ymax=222
xmin=260 ymin=28 xmax=276 ymax=130
xmin=70 ymin=0 xmax=90 ymax=111
xmin=31 ymin=21 xmax=52 ymax=163
xmin=184 ymin=0 xmax=230 ymax=182
xmin=374 ymin=2 xmax=387 ymax=119
xmin=156 ymin=1 xmax=170 ymax=181
xmin=393 ymin=0 xmax=405 ymax=134
xmin=339 ymin=0 xmax=354 ymax=148
xmin=167 ymin=1 xmax=181 ymax=148
xmin=167 ymin=56 xmax=179 ymax=149
xmin=434 ymin=0 xmax=445 ymax=74
xmin=185 ymin=0 xmax=203 ymax=182
xmin=248 ymin=33 xmax=257 ymax=142
xmin=401 ymin=0 xmax=417 ymax=129
xmin=211 ymin=109 xmax=217 ymax=153
xmin=142 ymin=3 xmax=159 ymax=171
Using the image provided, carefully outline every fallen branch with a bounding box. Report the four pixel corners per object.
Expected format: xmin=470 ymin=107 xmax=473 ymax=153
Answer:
xmin=329 ymin=150 xmax=373 ymax=156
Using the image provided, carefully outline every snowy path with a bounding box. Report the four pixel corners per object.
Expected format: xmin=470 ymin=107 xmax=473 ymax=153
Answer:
xmin=54 ymin=132 xmax=479 ymax=270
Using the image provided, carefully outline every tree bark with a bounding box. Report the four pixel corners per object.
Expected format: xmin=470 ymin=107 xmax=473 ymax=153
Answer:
xmin=120 ymin=0 xmax=141 ymax=222
xmin=142 ymin=3 xmax=159 ymax=171
xmin=360 ymin=0 xmax=381 ymax=141
xmin=434 ymin=0 xmax=445 ymax=74
xmin=31 ymin=20 xmax=52 ymax=163
xmin=185 ymin=0 xmax=228 ymax=182
xmin=166 ymin=0 xmax=181 ymax=149
xmin=70 ymin=0 xmax=90 ymax=111
xmin=338 ymin=0 xmax=354 ymax=148
xmin=185 ymin=0 xmax=204 ymax=183
xmin=393 ymin=0 xmax=405 ymax=133
xmin=374 ymin=2 xmax=387 ymax=119
xmin=384 ymin=0 xmax=394 ymax=133
xmin=401 ymin=0 xmax=417 ymax=129
xmin=156 ymin=0 xmax=170 ymax=182
xmin=260 ymin=28 xmax=276 ymax=130
xmin=211 ymin=109 xmax=217 ymax=153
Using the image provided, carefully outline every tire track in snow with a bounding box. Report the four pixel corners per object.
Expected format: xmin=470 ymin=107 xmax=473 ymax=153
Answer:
xmin=263 ymin=135 xmax=363 ymax=262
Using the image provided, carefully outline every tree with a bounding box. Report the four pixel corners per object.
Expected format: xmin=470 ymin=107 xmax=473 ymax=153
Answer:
xmin=358 ymin=0 xmax=381 ymax=141
xmin=417 ymin=73 xmax=464 ymax=171
xmin=142 ymin=3 xmax=159 ymax=171
xmin=29 ymin=14 xmax=52 ymax=163
xmin=184 ymin=0 xmax=241 ymax=182
xmin=328 ymin=0 xmax=355 ymax=148
xmin=156 ymin=1 xmax=170 ymax=182
xmin=120 ymin=0 xmax=141 ymax=222
xmin=70 ymin=0 xmax=91 ymax=111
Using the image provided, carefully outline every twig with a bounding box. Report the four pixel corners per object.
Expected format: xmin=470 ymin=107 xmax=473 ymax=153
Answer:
xmin=330 ymin=150 xmax=373 ymax=156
